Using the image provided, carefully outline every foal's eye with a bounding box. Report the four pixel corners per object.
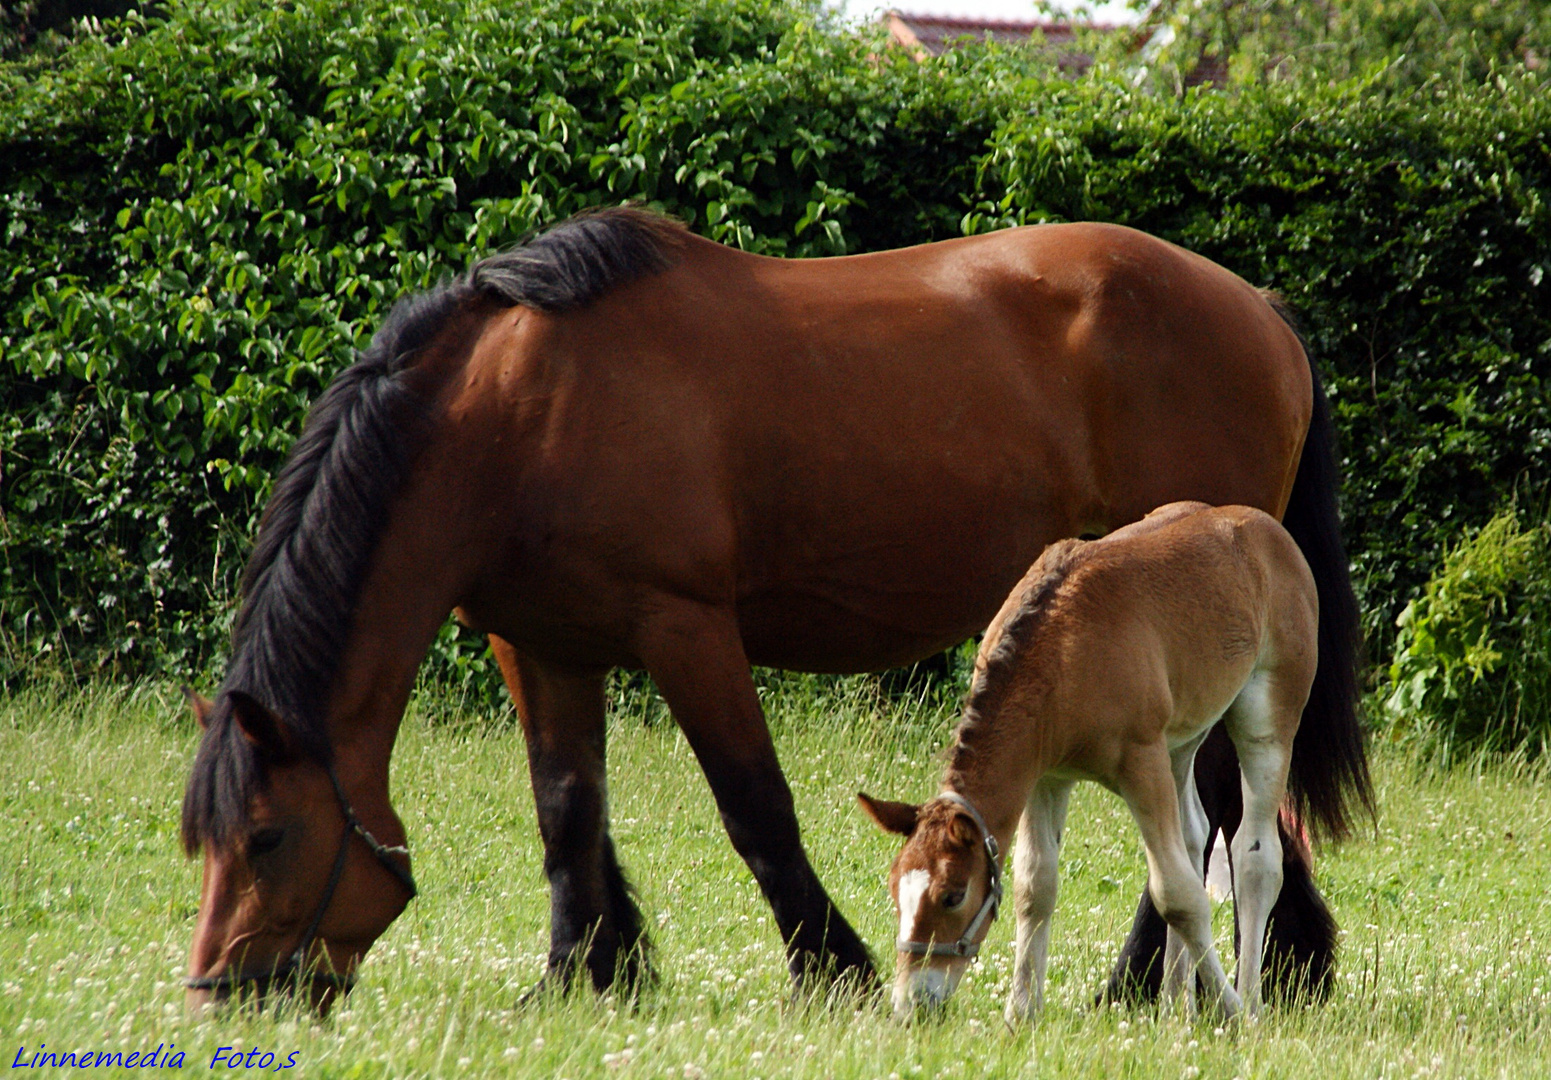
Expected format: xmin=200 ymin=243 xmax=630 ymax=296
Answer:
xmin=942 ymin=890 xmax=966 ymax=910
xmin=247 ymin=827 xmax=285 ymax=857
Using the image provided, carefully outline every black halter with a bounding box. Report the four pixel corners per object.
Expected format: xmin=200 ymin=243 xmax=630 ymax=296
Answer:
xmin=184 ymin=763 xmax=417 ymax=997
xmin=896 ymin=792 xmax=1002 ymax=960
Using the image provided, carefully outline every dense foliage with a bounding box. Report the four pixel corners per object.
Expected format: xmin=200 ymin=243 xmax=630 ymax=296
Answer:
xmin=0 ymin=0 xmax=142 ymax=62
xmin=2 ymin=0 xmax=1548 ymax=701
xmin=1382 ymin=507 xmax=1551 ymax=760
xmin=1122 ymin=0 xmax=1551 ymax=90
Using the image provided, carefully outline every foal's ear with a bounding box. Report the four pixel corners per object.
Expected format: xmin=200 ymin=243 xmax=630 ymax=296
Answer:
xmin=227 ymin=691 xmax=300 ymax=761
xmin=182 ymin=685 xmax=215 ymax=730
xmin=857 ymin=792 xmax=920 ymax=836
xmin=946 ymin=811 xmax=980 ymax=851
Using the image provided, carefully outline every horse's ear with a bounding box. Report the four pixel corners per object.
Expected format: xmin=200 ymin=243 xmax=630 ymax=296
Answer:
xmin=857 ymin=792 xmax=919 ymax=836
xmin=182 ymin=685 xmax=215 ymax=730
xmin=227 ymin=691 xmax=299 ymax=761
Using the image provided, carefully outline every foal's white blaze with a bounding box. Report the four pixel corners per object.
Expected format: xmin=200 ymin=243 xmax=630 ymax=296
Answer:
xmin=894 ymin=868 xmax=964 ymax=1018
xmin=897 ymin=869 xmax=931 ymax=944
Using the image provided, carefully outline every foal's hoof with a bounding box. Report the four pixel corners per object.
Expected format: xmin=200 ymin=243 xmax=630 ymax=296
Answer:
xmin=1210 ymin=987 xmax=1244 ymax=1023
xmin=1003 ymin=997 xmax=1038 ymax=1028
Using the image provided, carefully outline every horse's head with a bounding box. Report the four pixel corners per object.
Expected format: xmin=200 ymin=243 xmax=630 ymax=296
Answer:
xmin=858 ymin=791 xmax=1001 ymax=1019
xmin=181 ymin=691 xmax=414 ymax=1014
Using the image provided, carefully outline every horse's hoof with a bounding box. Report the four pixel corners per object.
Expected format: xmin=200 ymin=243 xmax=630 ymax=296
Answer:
xmin=516 ymin=975 xmax=564 ymax=1009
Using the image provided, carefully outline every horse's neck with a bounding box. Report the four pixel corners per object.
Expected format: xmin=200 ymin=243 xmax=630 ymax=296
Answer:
xmin=317 ymin=595 xmax=451 ymax=845
xmin=321 ymin=477 xmax=486 ymax=804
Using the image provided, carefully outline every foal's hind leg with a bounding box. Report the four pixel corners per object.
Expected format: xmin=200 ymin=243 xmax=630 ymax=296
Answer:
xmin=635 ymin=601 xmax=875 ymax=990
xmin=1103 ymin=725 xmax=1336 ymax=1005
xmin=1007 ymin=778 xmax=1073 ymax=1024
xmin=493 ymin=637 xmax=649 ymax=993
xmin=1120 ymin=742 xmax=1241 ymax=1020
xmin=1163 ymin=731 xmax=1213 ymax=1008
xmin=1222 ymin=674 xmax=1295 ymax=1018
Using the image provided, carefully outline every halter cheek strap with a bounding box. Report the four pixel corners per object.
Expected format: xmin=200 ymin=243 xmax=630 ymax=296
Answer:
xmin=896 ymin=791 xmax=1003 ymax=961
xmin=184 ymin=763 xmax=417 ymax=996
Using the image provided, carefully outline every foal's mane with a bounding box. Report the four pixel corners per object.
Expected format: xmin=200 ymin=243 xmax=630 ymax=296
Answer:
xmin=946 ymin=538 xmax=1085 ymax=779
xmin=182 ymin=207 xmax=683 ymax=854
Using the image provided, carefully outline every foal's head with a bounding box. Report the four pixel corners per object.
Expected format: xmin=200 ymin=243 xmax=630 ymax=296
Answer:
xmin=181 ymin=692 xmax=413 ymax=1013
xmin=858 ymin=793 xmax=1001 ymax=1019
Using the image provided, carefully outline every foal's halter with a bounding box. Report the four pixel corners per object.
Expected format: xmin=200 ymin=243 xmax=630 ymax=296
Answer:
xmin=184 ymin=763 xmax=417 ymax=997
xmin=896 ymin=792 xmax=1003 ymax=960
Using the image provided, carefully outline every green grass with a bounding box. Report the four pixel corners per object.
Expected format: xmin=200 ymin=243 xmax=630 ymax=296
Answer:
xmin=3 ymin=679 xmax=1549 ymax=1078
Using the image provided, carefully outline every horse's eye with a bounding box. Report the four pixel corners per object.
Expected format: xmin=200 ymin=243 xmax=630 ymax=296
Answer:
xmin=247 ymin=827 xmax=285 ymax=857
xmin=942 ymin=890 xmax=966 ymax=910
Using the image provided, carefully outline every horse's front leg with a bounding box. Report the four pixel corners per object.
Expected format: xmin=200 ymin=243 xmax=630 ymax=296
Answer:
xmin=635 ymin=600 xmax=876 ymax=991
xmin=492 ymin=636 xmax=649 ymax=993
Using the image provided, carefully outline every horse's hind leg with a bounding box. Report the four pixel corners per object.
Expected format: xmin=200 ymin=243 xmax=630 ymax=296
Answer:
xmin=635 ymin=601 xmax=875 ymax=990
xmin=1222 ymin=674 xmax=1295 ymax=1018
xmin=1120 ymin=742 xmax=1240 ymax=1020
xmin=1007 ymin=778 xmax=1073 ymax=1024
xmin=493 ymin=637 xmax=648 ymax=993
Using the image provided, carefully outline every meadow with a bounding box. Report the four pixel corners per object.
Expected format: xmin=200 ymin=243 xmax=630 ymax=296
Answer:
xmin=2 ymin=678 xmax=1548 ymax=1079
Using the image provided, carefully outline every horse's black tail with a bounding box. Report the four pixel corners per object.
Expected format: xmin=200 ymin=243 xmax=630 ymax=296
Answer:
xmin=1273 ymin=299 xmax=1374 ymax=843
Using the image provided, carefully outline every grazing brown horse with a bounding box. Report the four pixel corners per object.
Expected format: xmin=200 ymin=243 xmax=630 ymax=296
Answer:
xmin=179 ymin=207 xmax=1367 ymax=1008
xmin=860 ymin=502 xmax=1318 ymax=1021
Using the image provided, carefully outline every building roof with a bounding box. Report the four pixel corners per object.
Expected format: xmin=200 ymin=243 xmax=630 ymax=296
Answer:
xmin=884 ymin=8 xmax=1121 ymax=71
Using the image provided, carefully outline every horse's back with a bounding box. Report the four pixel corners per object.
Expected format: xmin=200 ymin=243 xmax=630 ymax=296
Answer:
xmin=1073 ymin=503 xmax=1317 ymax=669
xmin=450 ymin=222 xmax=1313 ymax=674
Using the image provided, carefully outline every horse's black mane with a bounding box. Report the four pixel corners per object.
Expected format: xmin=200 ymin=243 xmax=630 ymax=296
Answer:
xmin=947 ymin=538 xmax=1085 ymax=778
xmin=182 ymin=207 xmax=681 ymax=854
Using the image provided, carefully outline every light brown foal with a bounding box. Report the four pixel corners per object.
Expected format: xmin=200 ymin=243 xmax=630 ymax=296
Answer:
xmin=861 ymin=502 xmax=1318 ymax=1022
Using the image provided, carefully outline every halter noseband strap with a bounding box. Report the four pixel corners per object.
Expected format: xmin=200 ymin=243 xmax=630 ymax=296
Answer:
xmin=896 ymin=791 xmax=1003 ymax=961
xmin=184 ymin=763 xmax=417 ymax=996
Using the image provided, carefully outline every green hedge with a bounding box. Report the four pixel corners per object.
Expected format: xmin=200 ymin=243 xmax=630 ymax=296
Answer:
xmin=2 ymin=0 xmax=1548 ymax=689
xmin=1382 ymin=506 xmax=1551 ymax=760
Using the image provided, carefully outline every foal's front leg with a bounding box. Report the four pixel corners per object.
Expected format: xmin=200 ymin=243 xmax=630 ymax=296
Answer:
xmin=636 ymin=600 xmax=875 ymax=990
xmin=1007 ymin=778 xmax=1072 ymax=1024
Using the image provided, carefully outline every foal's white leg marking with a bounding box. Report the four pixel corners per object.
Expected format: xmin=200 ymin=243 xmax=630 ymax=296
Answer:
xmin=1164 ymin=731 xmax=1213 ymax=1012
xmin=1125 ymin=742 xmax=1241 ymax=1022
xmin=1006 ymin=778 xmax=1072 ymax=1025
xmin=1224 ymin=671 xmax=1293 ymax=1019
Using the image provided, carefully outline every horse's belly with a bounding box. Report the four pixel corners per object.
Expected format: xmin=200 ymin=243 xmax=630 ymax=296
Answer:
xmin=736 ymin=589 xmax=992 ymax=673
xmin=733 ymin=521 xmax=1060 ymax=672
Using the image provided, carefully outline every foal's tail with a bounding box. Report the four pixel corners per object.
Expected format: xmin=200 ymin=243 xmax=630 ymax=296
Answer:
xmin=1272 ymin=297 xmax=1374 ymax=843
